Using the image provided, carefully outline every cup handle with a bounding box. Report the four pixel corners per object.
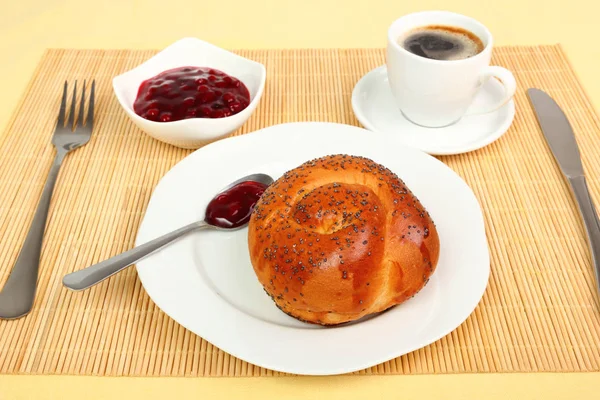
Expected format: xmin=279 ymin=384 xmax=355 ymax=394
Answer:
xmin=465 ymin=66 xmax=516 ymax=116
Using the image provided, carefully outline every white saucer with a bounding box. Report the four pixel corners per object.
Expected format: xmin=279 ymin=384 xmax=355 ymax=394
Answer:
xmin=351 ymin=66 xmax=515 ymax=155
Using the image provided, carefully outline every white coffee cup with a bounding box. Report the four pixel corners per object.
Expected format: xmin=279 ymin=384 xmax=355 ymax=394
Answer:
xmin=386 ymin=11 xmax=516 ymax=128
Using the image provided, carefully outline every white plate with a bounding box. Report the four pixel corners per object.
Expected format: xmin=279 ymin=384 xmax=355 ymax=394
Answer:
xmin=352 ymin=66 xmax=515 ymax=155
xmin=135 ymin=122 xmax=490 ymax=375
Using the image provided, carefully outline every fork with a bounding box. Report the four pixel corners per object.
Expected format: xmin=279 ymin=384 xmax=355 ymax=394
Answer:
xmin=0 ymin=81 xmax=95 ymax=319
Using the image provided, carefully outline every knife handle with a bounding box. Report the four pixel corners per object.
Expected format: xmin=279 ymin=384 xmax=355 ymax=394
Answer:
xmin=568 ymin=176 xmax=600 ymax=291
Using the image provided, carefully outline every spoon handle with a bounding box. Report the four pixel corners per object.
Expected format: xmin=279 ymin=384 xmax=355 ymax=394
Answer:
xmin=63 ymin=221 xmax=208 ymax=291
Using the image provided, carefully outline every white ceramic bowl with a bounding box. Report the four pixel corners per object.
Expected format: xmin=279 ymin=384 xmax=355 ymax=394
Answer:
xmin=113 ymin=38 xmax=266 ymax=149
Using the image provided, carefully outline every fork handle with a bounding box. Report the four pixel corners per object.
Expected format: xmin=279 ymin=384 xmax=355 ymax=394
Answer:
xmin=0 ymin=151 xmax=65 ymax=319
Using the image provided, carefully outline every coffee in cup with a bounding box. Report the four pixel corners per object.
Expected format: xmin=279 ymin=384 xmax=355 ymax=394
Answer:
xmin=399 ymin=25 xmax=484 ymax=61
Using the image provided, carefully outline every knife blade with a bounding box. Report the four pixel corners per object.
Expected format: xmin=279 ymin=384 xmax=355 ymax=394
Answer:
xmin=528 ymin=88 xmax=584 ymax=178
xmin=527 ymin=88 xmax=600 ymax=295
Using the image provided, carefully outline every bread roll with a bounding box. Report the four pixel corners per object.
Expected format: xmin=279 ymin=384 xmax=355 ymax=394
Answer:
xmin=248 ymin=155 xmax=439 ymax=325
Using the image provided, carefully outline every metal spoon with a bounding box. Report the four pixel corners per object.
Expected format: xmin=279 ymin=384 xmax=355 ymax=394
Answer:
xmin=62 ymin=173 xmax=273 ymax=291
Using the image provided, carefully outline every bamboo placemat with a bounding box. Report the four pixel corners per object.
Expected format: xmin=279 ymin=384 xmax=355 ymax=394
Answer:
xmin=0 ymin=46 xmax=599 ymax=376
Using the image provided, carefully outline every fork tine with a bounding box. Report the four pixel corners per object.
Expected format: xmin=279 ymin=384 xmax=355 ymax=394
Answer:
xmin=67 ymin=81 xmax=77 ymax=130
xmin=56 ymin=81 xmax=68 ymax=128
xmin=87 ymin=80 xmax=95 ymax=129
xmin=78 ymin=80 xmax=86 ymax=126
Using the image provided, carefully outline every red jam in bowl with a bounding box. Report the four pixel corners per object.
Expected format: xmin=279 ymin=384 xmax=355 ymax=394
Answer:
xmin=205 ymin=181 xmax=268 ymax=229
xmin=133 ymin=66 xmax=251 ymax=122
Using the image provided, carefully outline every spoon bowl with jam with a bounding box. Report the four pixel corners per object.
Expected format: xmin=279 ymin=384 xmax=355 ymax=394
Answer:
xmin=63 ymin=173 xmax=274 ymax=291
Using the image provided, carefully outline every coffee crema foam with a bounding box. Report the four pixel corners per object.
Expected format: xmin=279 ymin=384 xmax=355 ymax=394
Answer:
xmin=399 ymin=25 xmax=484 ymax=61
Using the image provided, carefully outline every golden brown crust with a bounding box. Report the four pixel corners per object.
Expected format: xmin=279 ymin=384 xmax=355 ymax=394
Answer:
xmin=248 ymin=155 xmax=440 ymax=325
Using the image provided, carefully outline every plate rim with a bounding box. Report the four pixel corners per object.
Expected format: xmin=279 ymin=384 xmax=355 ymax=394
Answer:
xmin=351 ymin=65 xmax=516 ymax=156
xmin=134 ymin=122 xmax=490 ymax=375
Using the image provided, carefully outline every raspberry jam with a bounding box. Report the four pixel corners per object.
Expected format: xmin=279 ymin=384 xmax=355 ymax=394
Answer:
xmin=205 ymin=181 xmax=268 ymax=229
xmin=133 ymin=66 xmax=251 ymax=122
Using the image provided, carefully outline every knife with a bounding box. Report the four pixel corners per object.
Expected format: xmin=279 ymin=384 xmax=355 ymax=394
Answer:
xmin=527 ymin=88 xmax=600 ymax=294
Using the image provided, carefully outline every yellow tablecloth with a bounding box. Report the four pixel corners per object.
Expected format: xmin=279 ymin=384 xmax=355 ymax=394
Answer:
xmin=1 ymin=0 xmax=599 ymax=398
